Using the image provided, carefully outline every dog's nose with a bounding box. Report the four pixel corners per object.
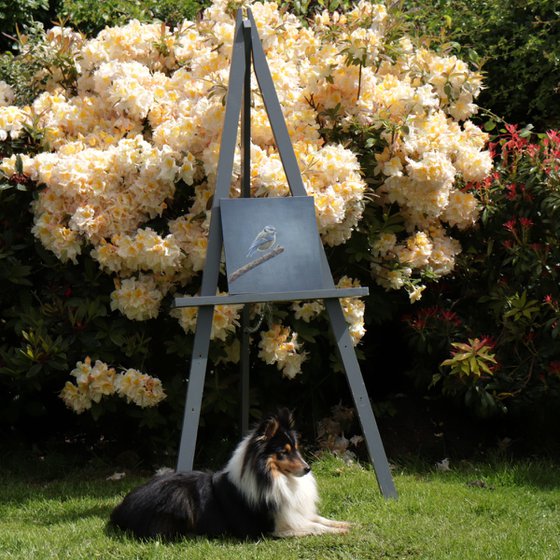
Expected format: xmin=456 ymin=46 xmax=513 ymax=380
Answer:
xmin=303 ymin=465 xmax=311 ymax=475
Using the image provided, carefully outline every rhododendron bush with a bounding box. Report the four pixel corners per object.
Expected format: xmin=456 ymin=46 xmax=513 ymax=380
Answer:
xmin=0 ymin=0 xmax=491 ymax=418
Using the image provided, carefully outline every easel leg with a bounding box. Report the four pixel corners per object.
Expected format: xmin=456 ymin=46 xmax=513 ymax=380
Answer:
xmin=176 ymin=306 xmax=214 ymax=472
xmin=240 ymin=17 xmax=251 ymax=437
xmin=176 ymin=12 xmax=247 ymax=472
xmin=324 ymin=299 xmax=398 ymax=499
xmin=240 ymin=305 xmax=250 ymax=434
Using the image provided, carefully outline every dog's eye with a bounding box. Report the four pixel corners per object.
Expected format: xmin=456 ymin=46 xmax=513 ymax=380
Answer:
xmin=277 ymin=451 xmax=286 ymax=459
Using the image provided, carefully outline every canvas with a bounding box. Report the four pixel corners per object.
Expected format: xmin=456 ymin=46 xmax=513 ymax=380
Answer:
xmin=220 ymin=196 xmax=325 ymax=295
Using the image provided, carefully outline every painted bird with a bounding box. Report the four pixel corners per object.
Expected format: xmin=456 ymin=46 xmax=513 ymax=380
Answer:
xmin=246 ymin=225 xmax=276 ymax=258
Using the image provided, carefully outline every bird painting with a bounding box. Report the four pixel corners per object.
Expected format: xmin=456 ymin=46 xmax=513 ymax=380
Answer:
xmin=246 ymin=225 xmax=277 ymax=258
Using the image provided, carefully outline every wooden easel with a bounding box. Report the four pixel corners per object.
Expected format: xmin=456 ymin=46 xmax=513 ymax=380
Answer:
xmin=173 ymin=9 xmax=397 ymax=499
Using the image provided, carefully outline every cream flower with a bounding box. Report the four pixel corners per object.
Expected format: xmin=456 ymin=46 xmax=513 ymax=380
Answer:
xmin=0 ymin=106 xmax=30 ymax=141
xmin=61 ymin=357 xmax=117 ymax=412
xmin=0 ymin=80 xmax=14 ymax=106
xmin=337 ymin=277 xmax=366 ymax=346
xmin=115 ymin=368 xmax=166 ymax=407
xmin=442 ymin=189 xmax=480 ymax=229
xmin=372 ymin=232 xmax=397 ymax=257
xmin=258 ymin=323 xmax=308 ymax=379
xmin=172 ymin=296 xmax=242 ymax=341
xmin=292 ymin=300 xmax=324 ymax=323
xmin=408 ymin=284 xmax=426 ymax=303
xmin=60 ymin=357 xmax=166 ymax=412
xmin=110 ymin=275 xmax=164 ymax=321
xmin=60 ymin=382 xmax=92 ymax=414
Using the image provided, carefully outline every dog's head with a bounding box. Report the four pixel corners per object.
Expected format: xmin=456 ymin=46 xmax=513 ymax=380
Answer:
xmin=255 ymin=408 xmax=311 ymax=478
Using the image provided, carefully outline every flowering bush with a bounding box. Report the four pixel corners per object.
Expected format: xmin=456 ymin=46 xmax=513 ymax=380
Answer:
xmin=0 ymin=0 xmax=490 ymax=423
xmin=404 ymin=125 xmax=560 ymax=417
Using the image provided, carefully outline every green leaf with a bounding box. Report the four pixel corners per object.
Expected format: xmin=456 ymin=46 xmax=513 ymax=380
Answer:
xmin=26 ymin=363 xmax=43 ymax=377
xmin=519 ymin=124 xmax=534 ymax=138
xmin=430 ymin=373 xmax=442 ymax=388
xmin=15 ymin=155 xmax=23 ymax=175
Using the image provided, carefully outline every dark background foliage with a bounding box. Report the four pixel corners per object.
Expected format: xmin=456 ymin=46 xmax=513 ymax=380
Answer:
xmin=0 ymin=0 xmax=203 ymax=50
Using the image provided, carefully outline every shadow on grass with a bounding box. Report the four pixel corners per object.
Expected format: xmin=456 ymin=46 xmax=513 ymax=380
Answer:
xmin=0 ymin=470 xmax=144 ymax=501
xmin=484 ymin=460 xmax=560 ymax=490
xmin=0 ymin=450 xmax=148 ymax=531
xmin=36 ymin=504 xmax=114 ymax=526
xmin=104 ymin=517 xmax=283 ymax=549
xmin=391 ymin=455 xmax=560 ymax=490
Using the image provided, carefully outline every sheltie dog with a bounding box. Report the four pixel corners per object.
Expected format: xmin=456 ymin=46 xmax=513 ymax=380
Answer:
xmin=110 ymin=409 xmax=350 ymax=540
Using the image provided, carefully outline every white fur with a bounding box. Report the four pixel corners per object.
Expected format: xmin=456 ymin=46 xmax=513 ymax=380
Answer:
xmin=225 ymin=432 xmax=350 ymax=538
xmin=226 ymin=433 xmax=266 ymax=508
xmin=271 ymin=473 xmax=350 ymax=537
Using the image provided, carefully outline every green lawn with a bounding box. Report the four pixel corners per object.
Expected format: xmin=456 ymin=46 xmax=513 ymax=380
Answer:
xmin=0 ymin=454 xmax=559 ymax=560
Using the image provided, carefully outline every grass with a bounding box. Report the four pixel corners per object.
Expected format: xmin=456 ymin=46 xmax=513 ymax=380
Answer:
xmin=0 ymin=453 xmax=559 ymax=560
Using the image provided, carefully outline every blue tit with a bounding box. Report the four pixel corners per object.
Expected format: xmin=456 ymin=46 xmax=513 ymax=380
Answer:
xmin=246 ymin=225 xmax=276 ymax=258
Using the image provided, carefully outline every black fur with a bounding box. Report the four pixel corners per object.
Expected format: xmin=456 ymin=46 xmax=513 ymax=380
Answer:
xmin=110 ymin=470 xmax=274 ymax=540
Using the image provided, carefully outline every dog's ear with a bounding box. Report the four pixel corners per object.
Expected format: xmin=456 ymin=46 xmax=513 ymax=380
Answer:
xmin=257 ymin=416 xmax=280 ymax=441
xmin=257 ymin=408 xmax=295 ymax=440
xmin=264 ymin=417 xmax=280 ymax=440
xmin=276 ymin=407 xmax=295 ymax=430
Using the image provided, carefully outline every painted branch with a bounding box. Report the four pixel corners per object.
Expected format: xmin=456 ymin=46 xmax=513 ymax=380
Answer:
xmin=228 ymin=245 xmax=285 ymax=284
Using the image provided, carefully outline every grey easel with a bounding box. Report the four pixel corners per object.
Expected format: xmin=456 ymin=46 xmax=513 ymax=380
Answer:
xmin=173 ymin=9 xmax=397 ymax=499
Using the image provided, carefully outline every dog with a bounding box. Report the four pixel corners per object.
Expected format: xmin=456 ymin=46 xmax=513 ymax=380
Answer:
xmin=110 ymin=408 xmax=350 ymax=539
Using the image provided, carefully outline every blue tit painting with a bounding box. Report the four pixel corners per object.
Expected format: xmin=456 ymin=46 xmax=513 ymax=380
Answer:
xmin=246 ymin=225 xmax=276 ymax=258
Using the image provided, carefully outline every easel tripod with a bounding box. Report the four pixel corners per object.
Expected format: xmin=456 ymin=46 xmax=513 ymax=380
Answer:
xmin=173 ymin=8 xmax=397 ymax=499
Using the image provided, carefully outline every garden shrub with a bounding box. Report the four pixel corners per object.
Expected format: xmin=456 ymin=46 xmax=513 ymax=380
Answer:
xmin=0 ymin=23 xmax=79 ymax=106
xmin=404 ymin=125 xmax=560 ymax=417
xmin=402 ymin=0 xmax=560 ymax=129
xmin=0 ymin=0 xmax=492 ymax=438
xmin=0 ymin=176 xmax=189 ymax=439
xmin=58 ymin=0 xmax=204 ymax=36
xmin=0 ymin=0 xmax=52 ymax=51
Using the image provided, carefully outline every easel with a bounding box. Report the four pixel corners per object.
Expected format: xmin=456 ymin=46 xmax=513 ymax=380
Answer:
xmin=173 ymin=9 xmax=397 ymax=499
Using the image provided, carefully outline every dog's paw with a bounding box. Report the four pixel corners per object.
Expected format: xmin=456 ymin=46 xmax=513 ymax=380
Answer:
xmin=315 ymin=516 xmax=352 ymax=530
xmin=330 ymin=522 xmax=351 ymax=534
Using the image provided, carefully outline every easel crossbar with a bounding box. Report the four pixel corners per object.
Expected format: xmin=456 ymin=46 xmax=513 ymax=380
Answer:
xmin=174 ymin=287 xmax=369 ymax=308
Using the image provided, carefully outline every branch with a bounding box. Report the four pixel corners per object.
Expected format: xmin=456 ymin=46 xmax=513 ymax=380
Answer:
xmin=228 ymin=246 xmax=285 ymax=284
